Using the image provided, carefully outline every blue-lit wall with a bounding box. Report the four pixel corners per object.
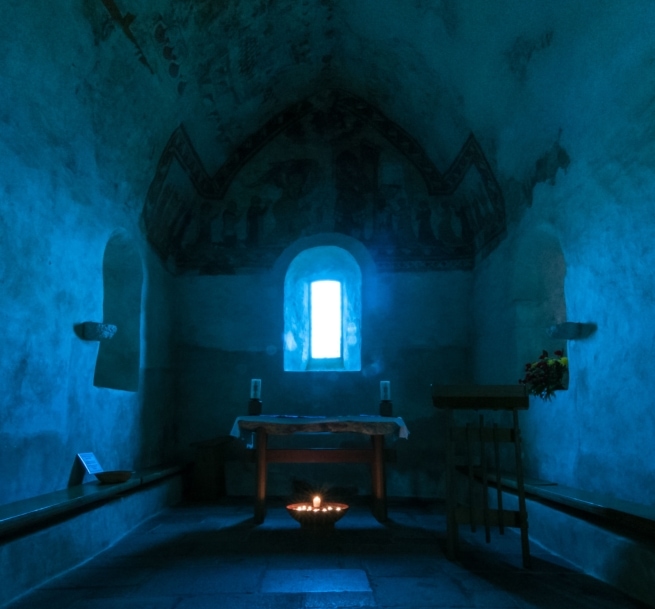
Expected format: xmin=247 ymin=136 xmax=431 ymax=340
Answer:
xmin=171 ymin=240 xmax=472 ymax=498
xmin=2 ymin=0 xmax=655 ymax=514
xmin=0 ymin=2 xmax=179 ymax=506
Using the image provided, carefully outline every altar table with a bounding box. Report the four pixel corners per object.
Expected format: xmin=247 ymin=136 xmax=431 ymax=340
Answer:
xmin=230 ymin=415 xmax=409 ymax=523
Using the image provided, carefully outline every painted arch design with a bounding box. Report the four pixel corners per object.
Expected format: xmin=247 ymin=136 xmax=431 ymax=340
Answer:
xmin=142 ymin=89 xmax=506 ymax=274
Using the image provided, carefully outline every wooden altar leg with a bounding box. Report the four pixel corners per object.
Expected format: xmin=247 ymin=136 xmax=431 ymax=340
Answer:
xmin=371 ymin=434 xmax=387 ymax=522
xmin=445 ymin=407 xmax=458 ymax=560
xmin=254 ymin=428 xmax=267 ymax=524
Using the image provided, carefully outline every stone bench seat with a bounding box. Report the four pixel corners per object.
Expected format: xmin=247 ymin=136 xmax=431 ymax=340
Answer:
xmin=0 ymin=464 xmax=185 ymax=540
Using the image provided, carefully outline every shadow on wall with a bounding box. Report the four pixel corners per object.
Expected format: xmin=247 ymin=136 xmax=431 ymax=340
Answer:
xmin=94 ymin=230 xmax=143 ymax=392
xmin=511 ymin=228 xmax=569 ymax=479
xmin=511 ymin=229 xmax=567 ymax=370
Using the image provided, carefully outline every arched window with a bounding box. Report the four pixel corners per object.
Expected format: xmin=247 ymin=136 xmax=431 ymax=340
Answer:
xmin=284 ymin=246 xmax=361 ymax=372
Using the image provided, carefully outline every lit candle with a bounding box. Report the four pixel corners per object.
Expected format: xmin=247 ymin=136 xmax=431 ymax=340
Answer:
xmin=250 ymin=379 xmax=261 ymax=399
xmin=312 ymin=495 xmax=321 ymax=509
xmin=380 ymin=381 xmax=391 ymax=401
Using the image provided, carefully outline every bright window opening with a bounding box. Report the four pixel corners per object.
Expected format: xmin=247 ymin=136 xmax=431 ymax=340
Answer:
xmin=310 ymin=280 xmax=341 ymax=359
xmin=284 ymin=245 xmax=361 ymax=372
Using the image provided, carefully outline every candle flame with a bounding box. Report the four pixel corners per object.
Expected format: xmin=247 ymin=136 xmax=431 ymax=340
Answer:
xmin=312 ymin=495 xmax=321 ymax=508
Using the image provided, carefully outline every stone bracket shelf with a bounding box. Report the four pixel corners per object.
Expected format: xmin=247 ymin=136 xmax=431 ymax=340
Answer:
xmin=547 ymin=322 xmax=596 ymax=340
xmin=74 ymin=322 xmax=118 ymax=341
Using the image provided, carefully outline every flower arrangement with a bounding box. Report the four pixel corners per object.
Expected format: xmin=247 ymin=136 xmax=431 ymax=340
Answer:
xmin=519 ymin=350 xmax=569 ymax=401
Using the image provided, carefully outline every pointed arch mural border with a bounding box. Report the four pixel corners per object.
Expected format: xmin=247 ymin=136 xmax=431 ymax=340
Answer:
xmin=142 ymin=89 xmax=506 ymax=274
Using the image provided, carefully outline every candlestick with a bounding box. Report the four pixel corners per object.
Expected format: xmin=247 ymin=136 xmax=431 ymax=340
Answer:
xmin=250 ymin=379 xmax=261 ymax=400
xmin=380 ymin=381 xmax=391 ymax=401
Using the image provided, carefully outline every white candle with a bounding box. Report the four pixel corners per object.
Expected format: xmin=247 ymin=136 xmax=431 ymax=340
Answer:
xmin=312 ymin=495 xmax=321 ymax=509
xmin=250 ymin=379 xmax=261 ymax=399
xmin=380 ymin=381 xmax=391 ymax=401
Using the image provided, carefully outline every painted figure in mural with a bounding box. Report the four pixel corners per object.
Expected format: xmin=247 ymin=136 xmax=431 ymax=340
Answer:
xmin=416 ymin=199 xmax=438 ymax=245
xmin=258 ymin=159 xmax=319 ymax=244
xmin=246 ymin=195 xmax=268 ymax=246
xmin=452 ymin=198 xmax=475 ymax=245
xmin=197 ymin=200 xmax=221 ymax=244
xmin=221 ymin=200 xmax=243 ymax=246
xmin=435 ymin=200 xmax=460 ymax=247
xmin=373 ymin=195 xmax=394 ymax=245
xmin=158 ymin=187 xmax=195 ymax=260
xmin=391 ymin=191 xmax=416 ymax=245
xmin=334 ymin=150 xmax=372 ymax=239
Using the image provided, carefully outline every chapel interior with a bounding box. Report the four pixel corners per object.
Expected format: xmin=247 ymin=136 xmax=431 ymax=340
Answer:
xmin=1 ymin=1 xmax=655 ymax=607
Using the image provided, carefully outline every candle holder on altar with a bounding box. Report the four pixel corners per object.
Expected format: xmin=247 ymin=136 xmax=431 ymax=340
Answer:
xmin=379 ymin=400 xmax=393 ymax=417
xmin=286 ymin=495 xmax=349 ymax=529
xmin=248 ymin=398 xmax=262 ymax=416
xmin=248 ymin=378 xmax=262 ymax=415
xmin=379 ymin=380 xmax=392 ymax=416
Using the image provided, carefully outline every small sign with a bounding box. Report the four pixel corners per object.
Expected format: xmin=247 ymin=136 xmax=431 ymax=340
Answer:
xmin=77 ymin=452 xmax=104 ymax=474
xmin=68 ymin=452 xmax=104 ymax=486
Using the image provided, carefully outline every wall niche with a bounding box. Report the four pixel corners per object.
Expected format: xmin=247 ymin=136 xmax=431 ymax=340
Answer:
xmin=94 ymin=230 xmax=143 ymax=392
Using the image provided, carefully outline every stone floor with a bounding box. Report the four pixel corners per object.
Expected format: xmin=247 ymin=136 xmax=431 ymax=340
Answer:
xmin=5 ymin=498 xmax=649 ymax=609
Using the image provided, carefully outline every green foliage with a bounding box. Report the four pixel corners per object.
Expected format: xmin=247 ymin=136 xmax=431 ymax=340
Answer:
xmin=519 ymin=350 xmax=568 ymax=401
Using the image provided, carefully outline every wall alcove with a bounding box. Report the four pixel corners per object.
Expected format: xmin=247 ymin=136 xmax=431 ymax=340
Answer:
xmin=511 ymin=228 xmax=567 ymax=371
xmin=94 ymin=230 xmax=143 ymax=392
xmin=510 ymin=227 xmax=571 ymax=479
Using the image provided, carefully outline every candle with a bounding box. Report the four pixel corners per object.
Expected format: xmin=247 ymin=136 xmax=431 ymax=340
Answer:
xmin=312 ymin=495 xmax=321 ymax=509
xmin=250 ymin=379 xmax=261 ymax=399
xmin=380 ymin=380 xmax=391 ymax=401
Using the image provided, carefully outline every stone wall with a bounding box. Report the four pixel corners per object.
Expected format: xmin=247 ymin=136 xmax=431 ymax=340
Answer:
xmin=171 ymin=257 xmax=472 ymax=498
xmin=470 ymin=4 xmax=655 ymax=506
xmin=0 ymin=1 xmax=179 ymax=506
xmin=3 ymin=0 xmax=655 ymax=516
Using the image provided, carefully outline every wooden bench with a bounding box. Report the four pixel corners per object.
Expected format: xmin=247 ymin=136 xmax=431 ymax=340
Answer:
xmin=481 ymin=473 xmax=655 ymax=540
xmin=432 ymin=385 xmax=531 ymax=568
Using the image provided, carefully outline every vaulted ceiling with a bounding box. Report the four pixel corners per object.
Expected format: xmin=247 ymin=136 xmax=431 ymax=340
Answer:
xmin=65 ymin=0 xmax=628 ymax=272
xmin=80 ymin=0 xmax=574 ymax=183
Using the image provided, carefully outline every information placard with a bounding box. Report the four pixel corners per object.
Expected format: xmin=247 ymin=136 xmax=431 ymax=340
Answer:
xmin=68 ymin=452 xmax=105 ymax=486
xmin=77 ymin=452 xmax=104 ymax=474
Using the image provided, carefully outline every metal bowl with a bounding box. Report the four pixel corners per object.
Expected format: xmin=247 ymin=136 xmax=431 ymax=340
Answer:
xmin=286 ymin=502 xmax=349 ymax=529
xmin=95 ymin=470 xmax=132 ymax=484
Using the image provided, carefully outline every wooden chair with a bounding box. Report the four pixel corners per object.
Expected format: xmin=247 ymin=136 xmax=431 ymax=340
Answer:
xmin=432 ymin=385 xmax=531 ymax=568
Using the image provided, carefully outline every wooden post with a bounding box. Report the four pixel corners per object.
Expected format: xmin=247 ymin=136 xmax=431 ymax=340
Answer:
xmin=513 ymin=408 xmax=531 ymax=569
xmin=445 ymin=408 xmax=457 ymax=559
xmin=466 ymin=423 xmax=476 ymax=532
xmin=371 ymin=435 xmax=387 ymax=522
xmin=480 ymin=415 xmax=490 ymax=543
xmin=254 ymin=428 xmax=267 ymax=524
xmin=493 ymin=424 xmax=504 ymax=535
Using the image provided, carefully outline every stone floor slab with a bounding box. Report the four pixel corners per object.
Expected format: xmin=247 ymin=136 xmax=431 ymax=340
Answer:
xmin=262 ymin=568 xmax=371 ymax=593
xmin=3 ymin=499 xmax=650 ymax=609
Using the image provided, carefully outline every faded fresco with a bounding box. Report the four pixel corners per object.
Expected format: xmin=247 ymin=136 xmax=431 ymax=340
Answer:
xmin=142 ymin=90 xmax=506 ymax=274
